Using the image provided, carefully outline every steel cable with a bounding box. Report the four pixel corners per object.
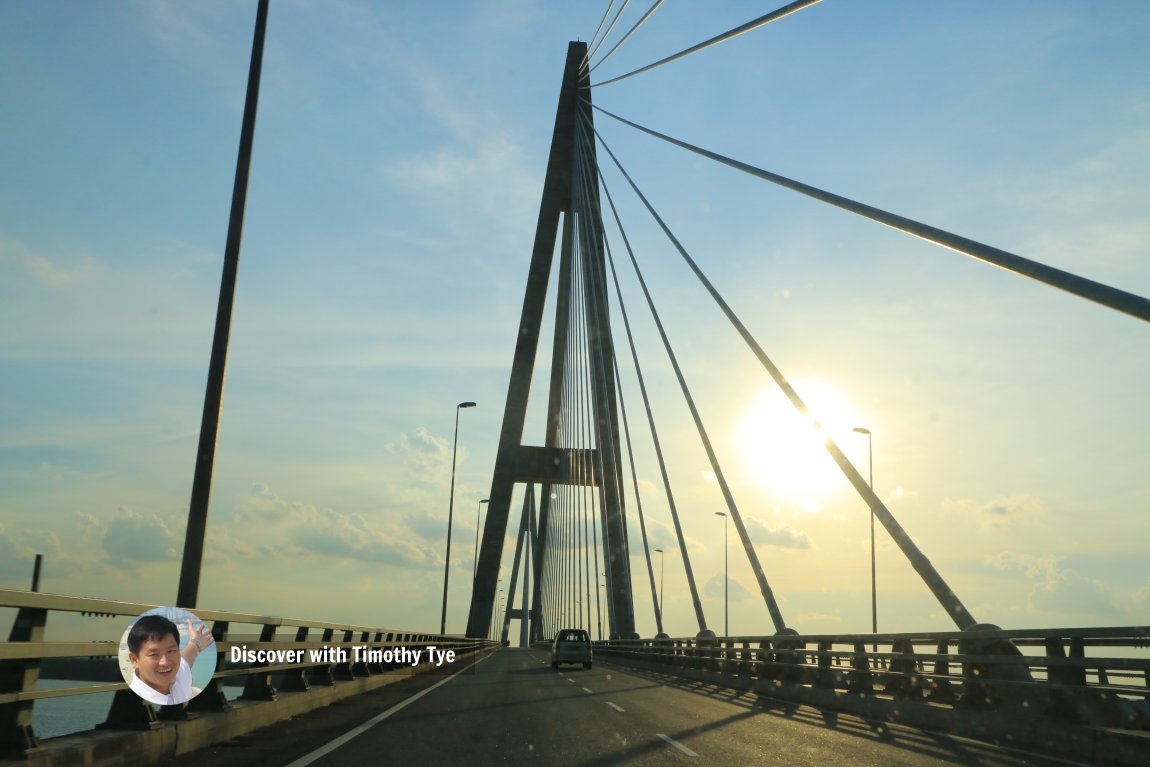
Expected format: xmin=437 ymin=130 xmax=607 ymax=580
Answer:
xmin=588 ymin=116 xmax=979 ymax=631
xmin=588 ymin=0 xmax=667 ymax=75
xmin=594 ymin=0 xmax=823 ymax=87
xmin=591 ymin=104 xmax=1150 ymax=324
xmin=583 ymin=111 xmax=790 ymax=633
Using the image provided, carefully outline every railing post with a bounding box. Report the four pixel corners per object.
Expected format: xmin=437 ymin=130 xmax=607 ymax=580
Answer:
xmin=0 ymin=605 xmax=47 ymax=753
xmin=756 ymin=639 xmax=771 ymax=680
xmin=310 ymin=629 xmax=336 ymax=686
xmin=274 ymin=626 xmax=310 ymax=692
xmin=241 ymin=624 xmax=277 ymax=701
xmin=368 ymin=632 xmax=385 ymax=674
xmin=888 ymin=637 xmax=924 ymax=700
xmin=815 ymin=639 xmax=836 ymax=689
xmin=927 ymin=639 xmax=955 ymax=702
xmin=848 ymin=641 xmax=874 ymax=694
xmin=332 ymin=630 xmax=355 ymax=680
xmin=351 ymin=631 xmax=371 ymax=677
xmin=101 ymin=690 xmax=160 ymax=731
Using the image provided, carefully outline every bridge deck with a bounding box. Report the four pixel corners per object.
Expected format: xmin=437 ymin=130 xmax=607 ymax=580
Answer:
xmin=151 ymin=648 xmax=1068 ymax=767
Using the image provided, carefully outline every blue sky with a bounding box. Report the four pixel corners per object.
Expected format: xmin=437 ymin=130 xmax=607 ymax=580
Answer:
xmin=2 ymin=1 xmax=1148 ymax=640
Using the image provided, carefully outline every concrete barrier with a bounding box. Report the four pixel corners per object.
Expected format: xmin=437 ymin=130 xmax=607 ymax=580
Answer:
xmin=8 ymin=645 xmax=497 ymax=767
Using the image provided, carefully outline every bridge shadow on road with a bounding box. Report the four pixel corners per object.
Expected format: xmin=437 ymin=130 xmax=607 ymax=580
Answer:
xmin=599 ymin=659 xmax=1049 ymax=767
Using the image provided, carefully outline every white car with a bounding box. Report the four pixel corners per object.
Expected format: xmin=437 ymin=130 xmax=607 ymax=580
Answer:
xmin=551 ymin=628 xmax=592 ymax=670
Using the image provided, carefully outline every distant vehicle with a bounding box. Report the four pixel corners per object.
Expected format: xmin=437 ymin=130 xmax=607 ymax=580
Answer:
xmin=551 ymin=628 xmax=592 ymax=669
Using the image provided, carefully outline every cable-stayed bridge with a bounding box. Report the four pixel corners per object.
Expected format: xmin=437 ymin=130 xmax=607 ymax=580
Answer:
xmin=2 ymin=2 xmax=1148 ymax=765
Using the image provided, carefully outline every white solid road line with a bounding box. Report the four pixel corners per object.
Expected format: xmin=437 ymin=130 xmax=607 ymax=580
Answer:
xmin=606 ymin=702 xmax=625 ymax=713
xmin=284 ymin=653 xmax=495 ymax=767
xmin=657 ymin=733 xmax=699 ymax=758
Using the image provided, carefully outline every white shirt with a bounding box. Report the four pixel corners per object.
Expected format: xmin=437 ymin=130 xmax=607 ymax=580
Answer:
xmin=130 ymin=656 xmax=193 ymax=705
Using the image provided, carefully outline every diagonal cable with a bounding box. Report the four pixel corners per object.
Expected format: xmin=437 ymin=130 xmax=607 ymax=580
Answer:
xmin=579 ymin=109 xmax=788 ymax=634
xmin=588 ymin=0 xmax=667 ymax=75
xmin=587 ymin=0 xmax=633 ymax=71
xmin=587 ymin=0 xmax=619 ymax=60
xmin=589 ymin=116 xmax=980 ymax=631
xmin=573 ymin=141 xmax=667 ymax=636
xmin=591 ymin=104 xmax=1150 ymax=324
xmin=594 ymin=0 xmax=823 ymax=87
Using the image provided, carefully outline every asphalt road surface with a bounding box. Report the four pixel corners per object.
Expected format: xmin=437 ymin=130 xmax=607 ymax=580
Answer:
xmin=168 ymin=648 xmax=1086 ymax=766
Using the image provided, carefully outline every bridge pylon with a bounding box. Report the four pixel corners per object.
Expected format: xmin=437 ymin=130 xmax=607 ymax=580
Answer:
xmin=466 ymin=42 xmax=635 ymax=640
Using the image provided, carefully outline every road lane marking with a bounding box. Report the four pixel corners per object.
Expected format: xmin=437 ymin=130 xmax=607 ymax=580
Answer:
xmin=284 ymin=652 xmax=495 ymax=767
xmin=581 ymin=687 xmax=592 ymax=693
xmin=606 ymin=702 xmax=625 ymax=712
xmin=657 ymin=733 xmax=699 ymax=757
xmin=566 ymin=677 xmax=575 ymax=682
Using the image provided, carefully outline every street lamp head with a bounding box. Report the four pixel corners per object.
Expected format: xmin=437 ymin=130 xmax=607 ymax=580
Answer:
xmin=480 ymin=498 xmax=489 ymax=505
xmin=655 ymin=548 xmax=663 ymax=553
xmin=458 ymin=401 xmax=477 ymax=409
xmin=853 ymin=426 xmax=871 ymax=435
xmin=714 ymin=511 xmax=726 ymax=518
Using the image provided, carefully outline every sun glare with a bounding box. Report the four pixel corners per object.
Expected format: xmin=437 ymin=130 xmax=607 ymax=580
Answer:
xmin=733 ymin=380 xmax=863 ymax=509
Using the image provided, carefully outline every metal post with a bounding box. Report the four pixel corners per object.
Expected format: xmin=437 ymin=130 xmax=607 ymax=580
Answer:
xmin=598 ymin=582 xmax=605 ymax=640
xmin=441 ymin=401 xmax=476 ymax=634
xmin=473 ymin=498 xmax=489 ymax=579
xmin=520 ymin=514 xmax=530 ymax=648
xmin=715 ymin=513 xmax=728 ymax=637
xmin=656 ymin=549 xmax=664 ymax=628
xmin=854 ymin=427 xmax=877 ymax=649
xmin=177 ymin=0 xmax=269 ymax=609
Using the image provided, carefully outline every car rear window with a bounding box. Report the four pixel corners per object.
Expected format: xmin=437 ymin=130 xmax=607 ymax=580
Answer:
xmin=560 ymin=631 xmax=587 ymax=642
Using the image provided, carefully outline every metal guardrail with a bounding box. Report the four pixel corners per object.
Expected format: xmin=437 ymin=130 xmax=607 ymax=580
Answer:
xmin=595 ymin=626 xmax=1150 ymax=730
xmin=0 ymin=588 xmax=494 ymax=756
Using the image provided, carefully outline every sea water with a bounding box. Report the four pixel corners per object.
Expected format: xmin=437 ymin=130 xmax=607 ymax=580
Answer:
xmin=32 ymin=679 xmax=116 ymax=740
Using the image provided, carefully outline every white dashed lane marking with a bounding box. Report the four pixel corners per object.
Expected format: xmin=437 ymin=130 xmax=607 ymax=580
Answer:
xmin=581 ymin=687 xmax=592 ymax=693
xmin=657 ymin=733 xmax=699 ymax=758
xmin=606 ymin=702 xmax=625 ymax=713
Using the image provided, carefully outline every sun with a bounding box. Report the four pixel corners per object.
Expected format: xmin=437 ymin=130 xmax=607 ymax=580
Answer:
xmin=733 ymin=379 xmax=863 ymax=510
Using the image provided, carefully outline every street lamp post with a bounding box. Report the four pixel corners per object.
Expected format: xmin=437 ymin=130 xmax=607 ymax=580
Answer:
xmin=714 ymin=512 xmax=728 ymax=637
xmin=598 ymin=581 xmax=606 ymax=640
xmin=473 ymin=498 xmax=489 ymax=579
xmin=491 ymin=582 xmax=502 ymax=641
xmin=497 ymin=588 xmax=505 ymax=644
xmin=853 ymin=427 xmax=877 ymax=644
xmin=440 ymin=401 xmax=476 ymax=635
xmin=655 ymin=548 xmax=665 ymax=625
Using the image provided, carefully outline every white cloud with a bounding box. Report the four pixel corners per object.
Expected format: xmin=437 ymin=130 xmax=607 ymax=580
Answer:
xmin=703 ymin=572 xmax=750 ymax=603
xmin=95 ymin=507 xmax=182 ymax=568
xmin=288 ymin=508 xmax=437 ymax=569
xmin=0 ymin=526 xmax=65 ymax=580
xmin=404 ymin=510 xmax=450 ymax=542
xmin=795 ymin=609 xmax=842 ymax=627
xmin=384 ymin=427 xmax=458 ymax=487
xmin=0 ymin=238 xmax=100 ymax=288
xmin=228 ymin=483 xmax=440 ymax=570
xmin=744 ymin=517 xmax=813 ymax=550
xmin=944 ymin=494 xmax=1047 ymax=531
xmin=385 ymin=134 xmax=536 ymax=246
xmin=987 ymin=553 xmax=1123 ymax=621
